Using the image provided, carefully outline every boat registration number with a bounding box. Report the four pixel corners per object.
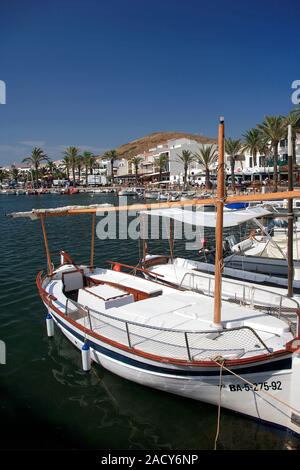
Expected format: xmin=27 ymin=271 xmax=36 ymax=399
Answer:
xmin=227 ymin=381 xmax=282 ymax=392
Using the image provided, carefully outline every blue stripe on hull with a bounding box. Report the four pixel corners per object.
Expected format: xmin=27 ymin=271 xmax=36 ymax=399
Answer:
xmin=53 ymin=313 xmax=292 ymax=377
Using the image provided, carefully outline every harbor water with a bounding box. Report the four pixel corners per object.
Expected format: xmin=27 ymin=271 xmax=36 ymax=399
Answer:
xmin=0 ymin=193 xmax=299 ymax=450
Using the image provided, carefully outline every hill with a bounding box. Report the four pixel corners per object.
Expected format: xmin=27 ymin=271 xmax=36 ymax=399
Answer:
xmin=114 ymin=131 xmax=216 ymax=159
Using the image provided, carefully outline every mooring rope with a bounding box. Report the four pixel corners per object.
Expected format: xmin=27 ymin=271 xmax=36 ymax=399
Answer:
xmin=214 ymin=358 xmax=225 ymax=450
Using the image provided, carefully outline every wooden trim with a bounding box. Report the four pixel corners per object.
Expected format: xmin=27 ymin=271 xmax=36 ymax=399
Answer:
xmin=86 ymin=276 xmax=155 ymax=301
xmin=59 ymin=251 xmax=82 ymax=272
xmin=106 ymin=260 xmax=165 ymax=278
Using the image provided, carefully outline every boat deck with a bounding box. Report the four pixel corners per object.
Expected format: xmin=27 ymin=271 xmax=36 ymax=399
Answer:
xmin=45 ymin=266 xmax=294 ymax=361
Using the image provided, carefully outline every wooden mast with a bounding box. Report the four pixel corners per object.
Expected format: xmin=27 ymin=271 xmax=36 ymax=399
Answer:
xmin=141 ymin=212 xmax=147 ymax=262
xmin=213 ymin=117 xmax=225 ymax=326
xmin=40 ymin=215 xmax=53 ymax=275
xmin=90 ymin=213 xmax=96 ymax=272
xmin=169 ymin=218 xmax=174 ymax=261
xmin=287 ymin=124 xmax=294 ymax=297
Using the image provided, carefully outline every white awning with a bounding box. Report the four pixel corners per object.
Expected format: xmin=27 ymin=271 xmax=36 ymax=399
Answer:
xmin=140 ymin=207 xmax=271 ymax=228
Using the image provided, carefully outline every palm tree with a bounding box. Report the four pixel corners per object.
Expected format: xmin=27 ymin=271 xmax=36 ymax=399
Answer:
xmin=0 ymin=168 xmax=9 ymax=183
xmin=102 ymin=149 xmax=118 ymax=184
xmin=46 ymin=161 xmax=57 ymax=177
xmin=225 ymin=138 xmax=243 ymax=191
xmin=76 ymin=155 xmax=83 ymax=184
xmin=194 ymin=144 xmax=218 ymax=189
xmin=63 ymin=146 xmax=80 ymax=184
xmin=47 ymin=161 xmax=54 ymax=173
xmin=291 ymin=107 xmax=300 ymax=125
xmin=89 ymin=155 xmax=96 ymax=174
xmin=257 ymin=116 xmax=285 ymax=192
xmin=242 ymin=128 xmax=261 ymax=167
xmin=10 ymin=164 xmax=19 ymax=181
xmin=82 ymin=151 xmax=96 ymax=186
xmin=129 ymin=156 xmax=143 ymax=184
xmin=177 ymin=150 xmax=194 ymax=189
xmin=22 ymin=147 xmax=49 ymax=188
xmin=258 ymin=137 xmax=271 ymax=169
xmin=154 ymin=153 xmax=169 ymax=182
xmin=284 ymin=112 xmax=300 ymax=164
xmin=62 ymin=156 xmax=70 ymax=180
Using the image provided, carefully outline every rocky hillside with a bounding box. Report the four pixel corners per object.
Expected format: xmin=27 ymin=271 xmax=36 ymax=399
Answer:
xmin=114 ymin=131 xmax=216 ymax=159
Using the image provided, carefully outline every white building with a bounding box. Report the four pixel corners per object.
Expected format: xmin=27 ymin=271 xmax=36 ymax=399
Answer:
xmin=225 ymin=134 xmax=300 ymax=183
xmin=115 ymin=137 xmax=216 ymax=185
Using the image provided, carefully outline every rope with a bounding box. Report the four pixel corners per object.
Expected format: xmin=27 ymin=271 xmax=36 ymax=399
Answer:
xmin=212 ymin=359 xmax=300 ymax=415
xmin=214 ymin=358 xmax=224 ymax=450
xmin=219 ymin=259 xmax=224 ymax=273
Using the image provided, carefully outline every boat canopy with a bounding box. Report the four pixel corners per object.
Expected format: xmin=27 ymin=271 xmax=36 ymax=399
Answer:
xmin=139 ymin=207 xmax=271 ymax=227
xmin=8 ymin=204 xmax=112 ymax=220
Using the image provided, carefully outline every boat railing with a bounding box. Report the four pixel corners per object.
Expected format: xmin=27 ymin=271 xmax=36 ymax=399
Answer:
xmin=36 ymin=271 xmax=295 ymax=361
xmin=62 ymin=300 xmax=272 ymax=361
xmin=65 ymin=297 xmax=93 ymax=324
xmin=179 ymin=270 xmax=299 ymax=318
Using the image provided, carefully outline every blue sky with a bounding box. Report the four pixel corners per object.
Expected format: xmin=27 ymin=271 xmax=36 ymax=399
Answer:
xmin=0 ymin=0 xmax=299 ymax=165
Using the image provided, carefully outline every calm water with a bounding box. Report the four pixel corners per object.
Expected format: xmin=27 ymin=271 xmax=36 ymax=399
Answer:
xmin=0 ymin=193 xmax=299 ymax=450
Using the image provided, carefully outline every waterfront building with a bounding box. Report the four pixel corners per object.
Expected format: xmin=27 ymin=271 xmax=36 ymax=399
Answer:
xmin=115 ymin=137 xmax=215 ymax=185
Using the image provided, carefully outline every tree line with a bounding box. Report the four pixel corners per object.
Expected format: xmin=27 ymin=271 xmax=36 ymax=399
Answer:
xmin=2 ymin=108 xmax=299 ymax=190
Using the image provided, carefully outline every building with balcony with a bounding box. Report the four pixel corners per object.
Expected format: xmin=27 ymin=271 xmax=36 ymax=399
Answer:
xmin=114 ymin=137 xmax=215 ymax=185
xmin=224 ymin=133 xmax=300 ymax=184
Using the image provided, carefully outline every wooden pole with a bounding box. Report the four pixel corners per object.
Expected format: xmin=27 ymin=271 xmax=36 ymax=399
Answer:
xmin=213 ymin=117 xmax=225 ymax=327
xmin=14 ymin=189 xmax=300 ymax=219
xmin=90 ymin=213 xmax=96 ymax=272
xmin=40 ymin=215 xmax=53 ymax=275
xmin=141 ymin=212 xmax=147 ymax=262
xmin=169 ymin=218 xmax=174 ymax=261
xmin=287 ymin=124 xmax=294 ymax=297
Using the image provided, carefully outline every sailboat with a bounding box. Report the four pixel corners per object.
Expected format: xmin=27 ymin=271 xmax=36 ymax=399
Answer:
xmin=8 ymin=119 xmax=300 ymax=435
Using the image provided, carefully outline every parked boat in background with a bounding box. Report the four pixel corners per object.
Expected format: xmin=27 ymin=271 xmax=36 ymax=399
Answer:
xmin=118 ymin=189 xmax=137 ymax=196
xmin=140 ymin=206 xmax=300 ymax=292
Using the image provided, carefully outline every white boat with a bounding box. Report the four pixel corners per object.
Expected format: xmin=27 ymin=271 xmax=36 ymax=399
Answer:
xmin=144 ymin=191 xmax=159 ymax=199
xmin=8 ymin=119 xmax=300 ymax=436
xmin=92 ymin=189 xmax=105 ymax=194
xmin=180 ymin=191 xmax=196 ymax=201
xmin=156 ymin=192 xmax=169 ymax=201
xmin=224 ymin=223 xmax=300 ymax=278
xmin=169 ymin=192 xmax=180 ymax=201
xmin=31 ymin=255 xmax=300 ymax=435
xmin=140 ymin=206 xmax=300 ymax=292
xmin=118 ymin=189 xmax=137 ymax=196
